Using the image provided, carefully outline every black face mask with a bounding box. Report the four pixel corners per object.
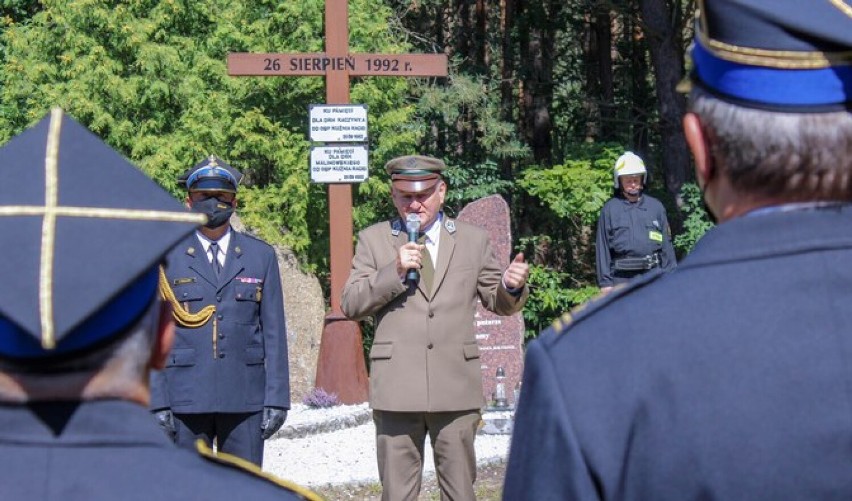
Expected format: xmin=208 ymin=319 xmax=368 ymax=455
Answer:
xmin=191 ymin=196 xmax=235 ymax=229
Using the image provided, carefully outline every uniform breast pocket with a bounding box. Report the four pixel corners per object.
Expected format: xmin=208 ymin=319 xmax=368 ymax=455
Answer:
xmin=235 ymin=283 xmax=262 ymax=302
xmin=172 ymin=284 xmax=204 ymax=313
xmin=608 ymin=214 xmax=632 ymax=253
xmin=234 ymin=283 xmax=262 ymax=322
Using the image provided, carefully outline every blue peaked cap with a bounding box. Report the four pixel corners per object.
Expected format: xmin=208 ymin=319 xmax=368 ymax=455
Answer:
xmin=690 ymin=0 xmax=852 ymax=111
xmin=0 ymin=109 xmax=204 ymax=360
xmin=179 ymin=155 xmax=242 ymax=193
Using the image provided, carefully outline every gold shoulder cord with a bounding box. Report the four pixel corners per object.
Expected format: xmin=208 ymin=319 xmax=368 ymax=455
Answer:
xmin=158 ymin=266 xmax=215 ymax=328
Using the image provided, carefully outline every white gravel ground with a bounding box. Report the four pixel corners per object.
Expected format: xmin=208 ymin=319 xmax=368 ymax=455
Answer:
xmin=262 ymin=403 xmax=512 ymax=487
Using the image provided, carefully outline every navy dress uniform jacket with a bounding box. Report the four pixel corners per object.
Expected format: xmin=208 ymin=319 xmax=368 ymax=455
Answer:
xmin=151 ymin=231 xmax=290 ymax=413
xmin=0 ymin=400 xmax=312 ymax=500
xmin=595 ymin=194 xmax=676 ymax=287
xmin=505 ymin=206 xmax=852 ymax=500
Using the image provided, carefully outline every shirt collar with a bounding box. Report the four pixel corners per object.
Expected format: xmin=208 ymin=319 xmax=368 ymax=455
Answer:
xmin=196 ymin=229 xmax=232 ymax=254
xmin=421 ymin=212 xmax=443 ymax=243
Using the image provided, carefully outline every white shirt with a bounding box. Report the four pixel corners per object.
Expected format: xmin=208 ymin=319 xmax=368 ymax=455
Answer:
xmin=196 ymin=230 xmax=231 ymax=268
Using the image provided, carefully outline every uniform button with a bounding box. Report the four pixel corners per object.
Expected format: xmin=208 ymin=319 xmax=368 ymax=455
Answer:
xmin=427 ymin=343 xmax=434 ymax=349
xmin=182 ymin=292 xmax=188 ymax=297
xmin=218 ymin=353 xmax=225 ymax=358
xmin=218 ymin=333 xmax=224 ymax=339
xmin=428 ymin=311 xmax=434 ymax=318
xmin=217 ymin=314 xmax=223 ymax=320
xmin=216 ymin=296 xmax=222 ymax=302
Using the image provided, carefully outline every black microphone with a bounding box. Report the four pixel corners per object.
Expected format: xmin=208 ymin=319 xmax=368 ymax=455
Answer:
xmin=405 ymin=214 xmax=421 ymax=283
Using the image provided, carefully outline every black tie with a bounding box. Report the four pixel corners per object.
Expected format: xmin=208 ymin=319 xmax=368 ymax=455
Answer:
xmin=209 ymin=242 xmax=221 ymax=277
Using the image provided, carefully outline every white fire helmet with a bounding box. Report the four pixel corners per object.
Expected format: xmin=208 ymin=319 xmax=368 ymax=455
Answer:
xmin=613 ymin=151 xmax=647 ymax=188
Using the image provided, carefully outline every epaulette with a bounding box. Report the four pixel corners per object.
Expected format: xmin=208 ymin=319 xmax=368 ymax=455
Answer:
xmin=549 ymin=269 xmax=666 ymax=335
xmin=195 ymin=441 xmax=323 ymax=500
xmin=238 ymin=230 xmax=271 ymax=247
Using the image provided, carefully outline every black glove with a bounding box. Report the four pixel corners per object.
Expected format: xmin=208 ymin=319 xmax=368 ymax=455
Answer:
xmin=153 ymin=409 xmax=177 ymax=442
xmin=260 ymin=407 xmax=287 ymax=440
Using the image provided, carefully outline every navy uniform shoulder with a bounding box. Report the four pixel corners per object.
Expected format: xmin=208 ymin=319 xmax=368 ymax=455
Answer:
xmin=236 ymin=230 xmax=276 ymax=251
xmin=541 ymin=269 xmax=665 ymax=346
xmin=195 ymin=441 xmax=322 ymax=500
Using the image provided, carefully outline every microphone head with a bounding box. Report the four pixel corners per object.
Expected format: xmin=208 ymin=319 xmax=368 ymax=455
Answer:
xmin=405 ymin=213 xmax=420 ymax=233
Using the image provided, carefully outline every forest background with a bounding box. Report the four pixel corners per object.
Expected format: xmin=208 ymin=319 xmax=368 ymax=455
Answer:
xmin=0 ymin=0 xmax=712 ymax=340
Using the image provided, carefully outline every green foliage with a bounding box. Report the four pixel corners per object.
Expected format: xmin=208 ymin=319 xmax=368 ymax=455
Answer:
xmin=414 ymin=72 xmax=528 ymax=211
xmin=522 ymin=262 xmax=599 ymax=339
xmin=1 ymin=0 xmax=40 ymax=24
xmin=443 ymin=159 xmax=513 ymax=209
xmin=518 ymin=143 xmax=622 ymax=226
xmin=673 ymin=182 xmax=714 ymax=254
xmin=0 ymin=0 xmax=418 ymax=281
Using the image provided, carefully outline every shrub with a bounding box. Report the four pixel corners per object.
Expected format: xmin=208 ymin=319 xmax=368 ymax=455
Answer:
xmin=302 ymin=387 xmax=341 ymax=408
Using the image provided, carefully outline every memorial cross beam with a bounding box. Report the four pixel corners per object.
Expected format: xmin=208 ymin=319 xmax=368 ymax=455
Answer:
xmin=227 ymin=0 xmax=448 ymax=404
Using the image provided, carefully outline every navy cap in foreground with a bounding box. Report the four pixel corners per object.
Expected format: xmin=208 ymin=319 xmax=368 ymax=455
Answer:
xmin=0 ymin=108 xmax=205 ymax=359
xmin=689 ymin=0 xmax=852 ymax=111
xmin=178 ymin=155 xmax=243 ymax=193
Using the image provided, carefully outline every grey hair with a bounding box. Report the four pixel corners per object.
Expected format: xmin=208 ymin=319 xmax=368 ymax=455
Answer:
xmin=688 ymin=87 xmax=852 ymax=201
xmin=0 ymin=299 xmax=160 ymax=379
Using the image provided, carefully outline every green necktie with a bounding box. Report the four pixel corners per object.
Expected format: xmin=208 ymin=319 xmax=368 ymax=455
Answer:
xmin=418 ymin=234 xmax=434 ymax=293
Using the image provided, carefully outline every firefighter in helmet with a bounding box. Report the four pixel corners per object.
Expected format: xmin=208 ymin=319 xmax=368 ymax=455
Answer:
xmin=595 ymin=151 xmax=676 ymax=293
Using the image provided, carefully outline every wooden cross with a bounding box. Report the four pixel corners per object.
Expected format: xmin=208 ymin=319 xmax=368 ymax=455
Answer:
xmin=228 ymin=0 xmax=447 ymax=404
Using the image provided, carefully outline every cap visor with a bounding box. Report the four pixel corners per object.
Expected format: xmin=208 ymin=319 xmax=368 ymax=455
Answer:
xmin=392 ymin=177 xmax=441 ymax=193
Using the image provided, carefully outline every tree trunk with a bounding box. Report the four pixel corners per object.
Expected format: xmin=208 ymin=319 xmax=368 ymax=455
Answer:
xmin=519 ymin=0 xmax=559 ymax=165
xmin=594 ymin=2 xmax=614 ymax=141
xmin=500 ymin=0 xmax=517 ymax=180
xmin=639 ymin=0 xmax=691 ymax=200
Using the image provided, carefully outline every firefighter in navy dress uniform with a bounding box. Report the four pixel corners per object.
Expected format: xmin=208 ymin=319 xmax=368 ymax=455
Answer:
xmin=0 ymin=109 xmax=318 ymax=500
xmin=505 ymin=1 xmax=852 ymax=499
xmin=595 ymin=151 xmax=676 ymax=293
xmin=150 ymin=155 xmax=290 ymax=466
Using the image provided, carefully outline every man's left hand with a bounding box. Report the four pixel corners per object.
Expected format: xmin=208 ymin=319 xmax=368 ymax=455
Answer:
xmin=503 ymin=252 xmax=529 ymax=289
xmin=260 ymin=407 xmax=288 ymax=440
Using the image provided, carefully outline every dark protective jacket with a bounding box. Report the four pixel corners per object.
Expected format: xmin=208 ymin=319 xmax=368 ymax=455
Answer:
xmin=595 ymin=194 xmax=676 ymax=287
xmin=0 ymin=400 xmax=315 ymax=500
xmin=150 ymin=231 xmax=290 ymax=413
xmin=505 ymin=206 xmax=852 ymax=500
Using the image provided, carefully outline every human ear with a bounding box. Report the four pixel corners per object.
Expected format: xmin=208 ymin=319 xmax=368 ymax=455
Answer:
xmin=683 ymin=113 xmax=714 ymax=190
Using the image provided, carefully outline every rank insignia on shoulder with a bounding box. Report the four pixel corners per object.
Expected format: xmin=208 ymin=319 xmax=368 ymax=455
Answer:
xmin=445 ymin=219 xmax=456 ymax=234
xmin=551 ymin=312 xmax=573 ymax=332
xmin=391 ymin=218 xmax=402 ymax=236
xmin=172 ymin=278 xmax=196 ymax=285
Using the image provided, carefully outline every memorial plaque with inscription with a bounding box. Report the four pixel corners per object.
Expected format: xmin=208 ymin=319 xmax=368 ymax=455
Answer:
xmin=457 ymin=194 xmax=525 ymax=408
